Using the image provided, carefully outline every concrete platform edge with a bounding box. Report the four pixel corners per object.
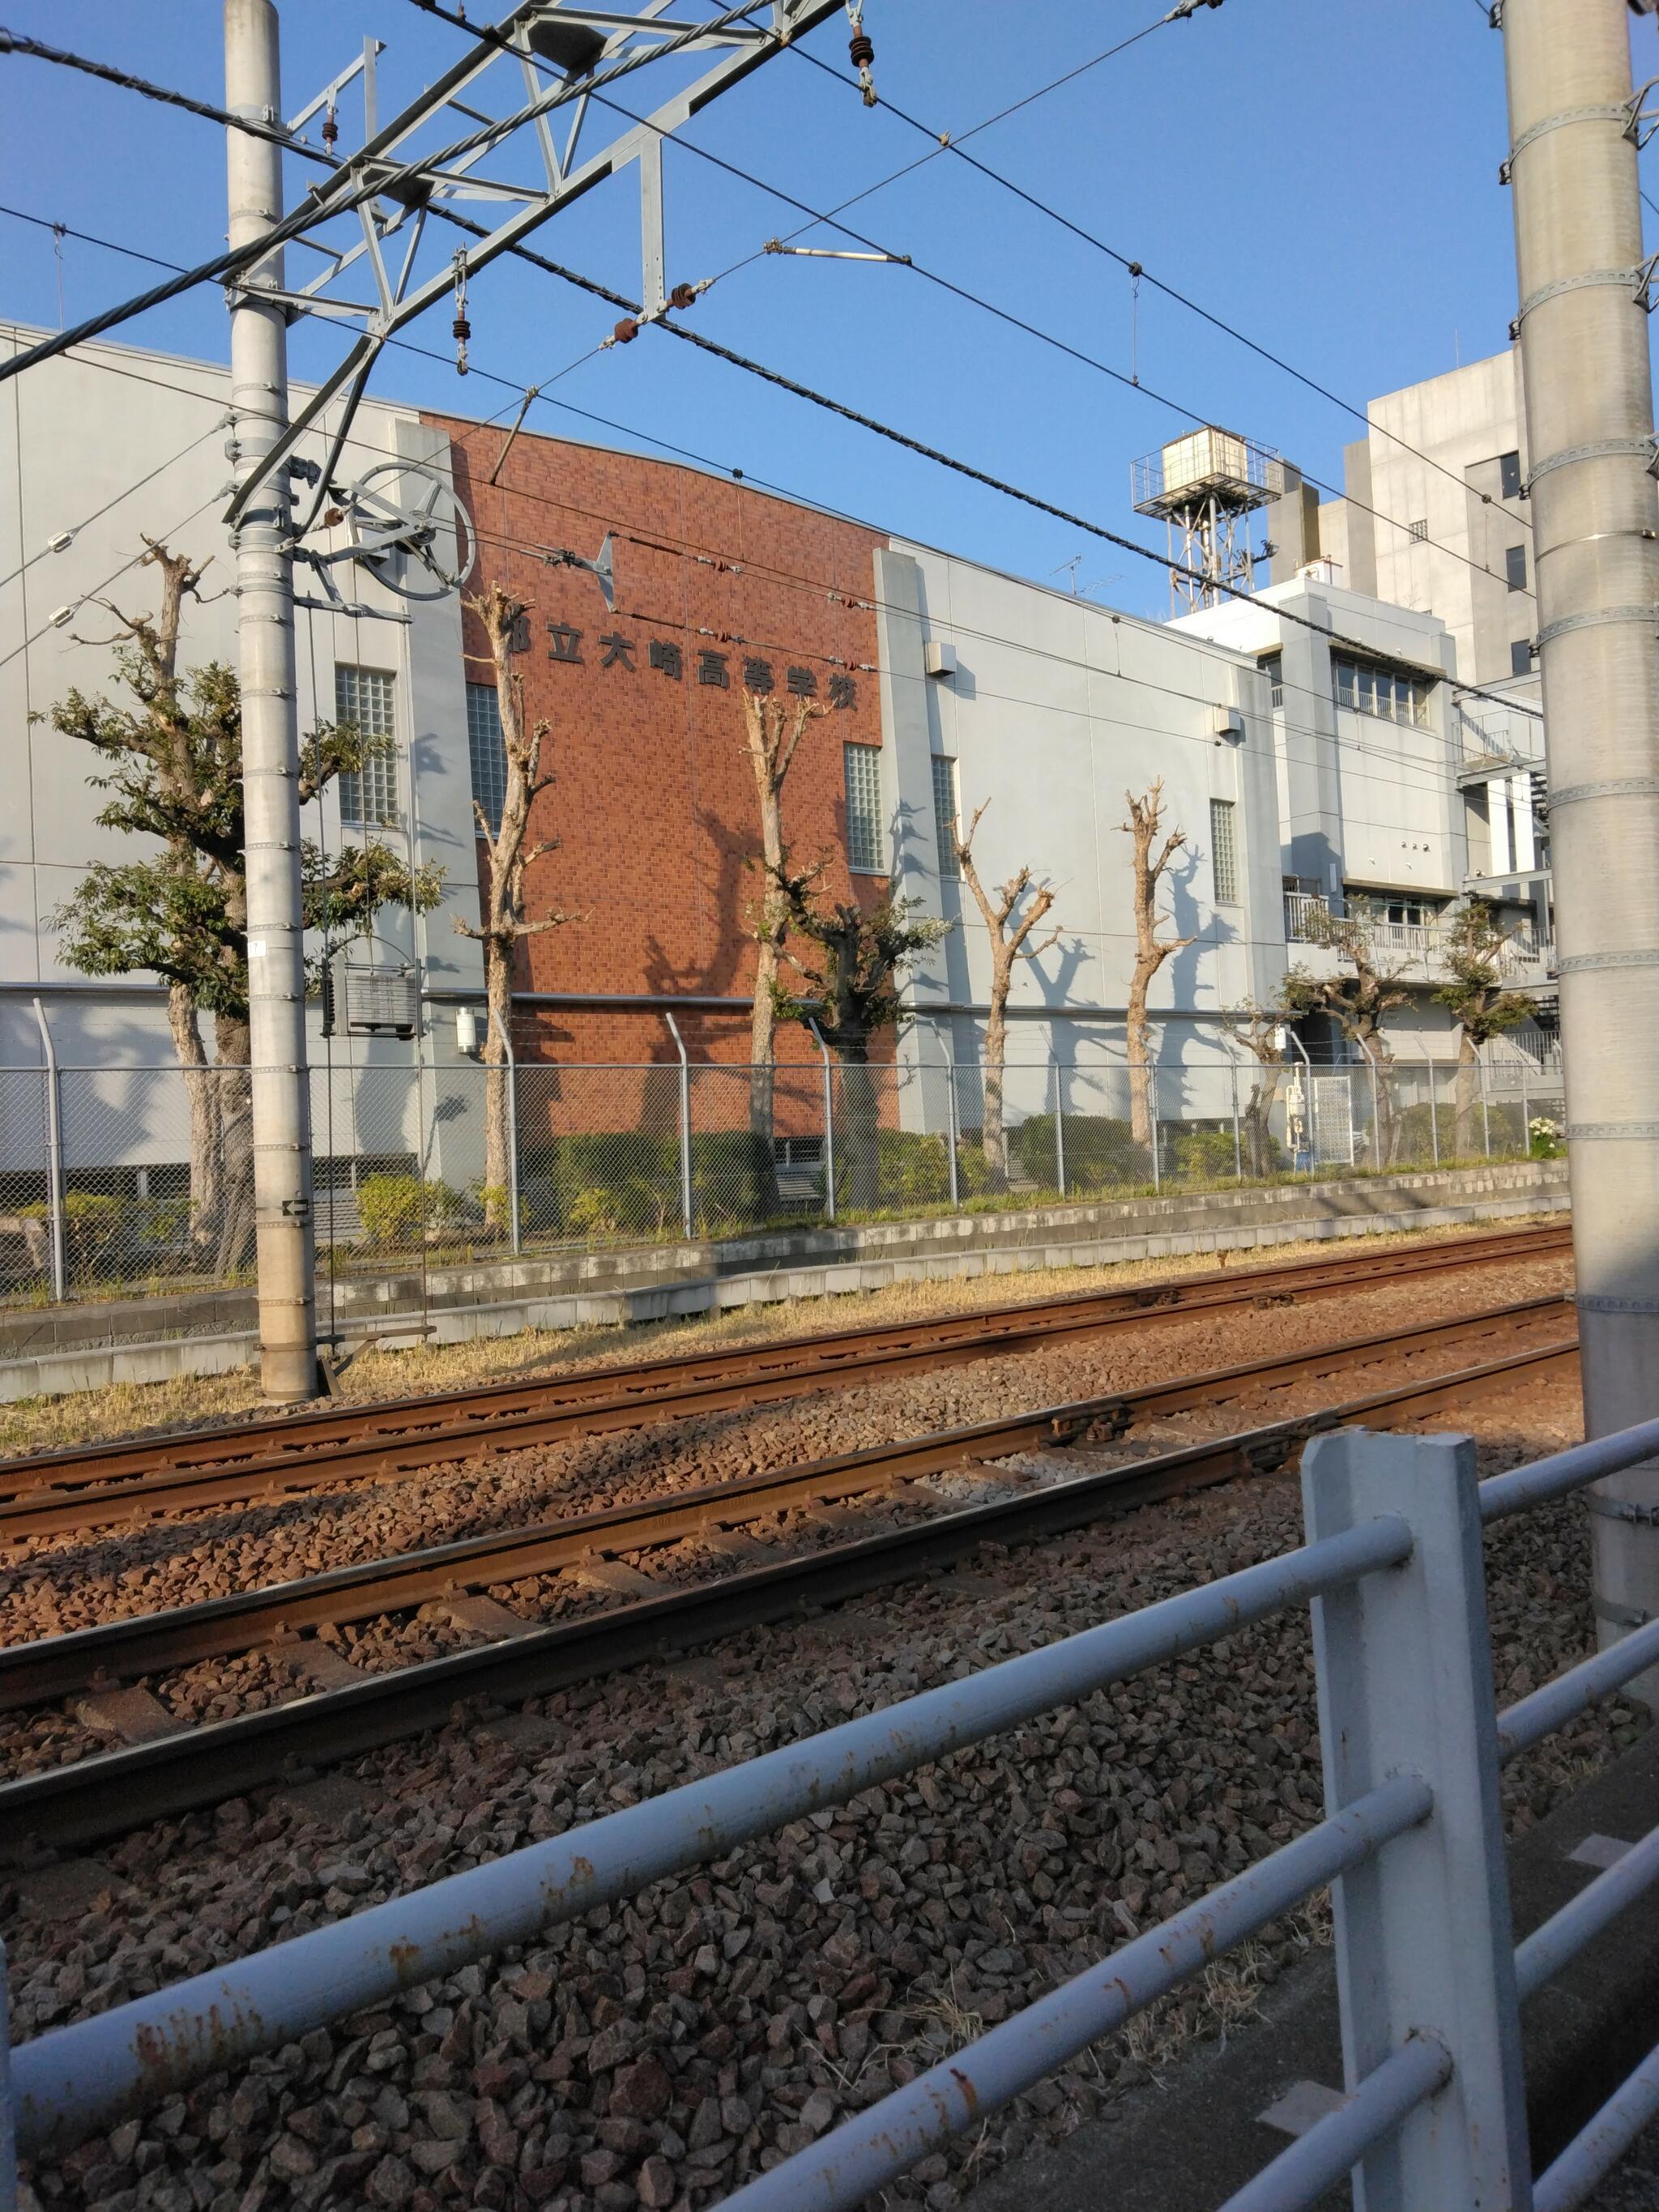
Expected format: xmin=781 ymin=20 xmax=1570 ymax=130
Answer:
xmin=0 ymin=1179 xmax=1568 ymax=1400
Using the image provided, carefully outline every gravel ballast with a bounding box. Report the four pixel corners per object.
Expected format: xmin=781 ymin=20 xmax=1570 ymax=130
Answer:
xmin=8 ymin=1368 xmax=1634 ymax=2212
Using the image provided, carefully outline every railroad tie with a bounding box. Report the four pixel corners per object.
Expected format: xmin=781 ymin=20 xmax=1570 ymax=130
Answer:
xmin=424 ymin=1593 xmax=535 ymax=1642
xmin=275 ymin=1639 xmax=374 ymax=1693
xmin=700 ymin=1528 xmax=772 ymax=1563
xmin=574 ymin=1553 xmax=659 ymax=1599
xmin=71 ymin=1685 xmax=183 ymax=1746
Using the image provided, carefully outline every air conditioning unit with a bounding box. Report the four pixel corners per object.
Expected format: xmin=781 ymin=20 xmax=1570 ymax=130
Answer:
xmin=1212 ymin=705 xmax=1246 ymax=742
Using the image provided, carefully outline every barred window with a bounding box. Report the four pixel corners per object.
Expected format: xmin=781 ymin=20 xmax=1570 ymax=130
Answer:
xmin=1209 ymin=797 xmax=1239 ymax=905
xmin=932 ymin=754 xmax=959 ymax=880
xmin=1505 ymin=543 xmax=1528 ymax=593
xmin=334 ymin=665 xmax=399 ymax=825
xmin=466 ymin=682 xmax=508 ymax=837
xmin=843 ymin=743 xmax=885 ymax=874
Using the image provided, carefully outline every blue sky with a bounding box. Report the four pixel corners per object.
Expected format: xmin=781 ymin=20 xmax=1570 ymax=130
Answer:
xmin=0 ymin=1 xmax=1603 ymax=620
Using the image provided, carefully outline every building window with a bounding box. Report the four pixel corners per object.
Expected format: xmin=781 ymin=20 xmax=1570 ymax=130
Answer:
xmin=1505 ymin=543 xmax=1528 ymax=592
xmin=843 ymin=743 xmax=885 ymax=874
xmin=1331 ymin=651 xmax=1433 ymax=727
xmin=1409 ymin=518 xmax=1428 ymax=542
xmin=1499 ymin=450 xmax=1523 ymax=501
xmin=1511 ymin=638 xmax=1533 ymax=677
xmin=466 ymin=682 xmax=507 ymax=837
xmin=932 ymin=754 xmax=959 ymax=879
xmin=1260 ymin=651 xmax=1284 ymax=708
xmin=1209 ymin=798 xmax=1239 ymax=905
xmin=334 ymin=665 xmax=399 ymax=825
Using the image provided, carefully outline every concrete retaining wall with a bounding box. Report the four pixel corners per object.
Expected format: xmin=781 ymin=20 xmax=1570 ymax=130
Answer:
xmin=0 ymin=1160 xmax=1567 ymax=1401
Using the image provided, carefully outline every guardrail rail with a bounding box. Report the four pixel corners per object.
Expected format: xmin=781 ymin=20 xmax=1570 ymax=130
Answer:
xmin=6 ymin=1414 xmax=1659 ymax=2210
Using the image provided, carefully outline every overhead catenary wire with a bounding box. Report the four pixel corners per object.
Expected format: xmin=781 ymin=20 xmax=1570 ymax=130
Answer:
xmin=3 ymin=318 xmax=1539 ymax=825
xmin=781 ymin=30 xmax=1537 ymax=538
xmin=0 ymin=0 xmax=779 ymax=387
xmin=2 ymin=10 xmax=1520 ymax=618
xmin=394 ymin=0 xmax=1527 ymax=602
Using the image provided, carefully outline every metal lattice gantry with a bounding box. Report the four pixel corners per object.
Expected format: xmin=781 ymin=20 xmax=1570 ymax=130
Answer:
xmin=226 ymin=0 xmax=847 ymax=535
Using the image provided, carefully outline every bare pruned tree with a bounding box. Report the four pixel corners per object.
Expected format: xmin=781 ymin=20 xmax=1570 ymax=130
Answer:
xmin=454 ymin=583 xmax=581 ymax=1230
xmin=1121 ymin=780 xmax=1194 ymax=1154
xmin=740 ymin=686 xmax=823 ymax=1206
xmin=1434 ymin=898 xmax=1535 ymax=1154
xmin=953 ymin=799 xmax=1060 ymax=1187
xmin=1222 ymin=999 xmax=1292 ymax=1178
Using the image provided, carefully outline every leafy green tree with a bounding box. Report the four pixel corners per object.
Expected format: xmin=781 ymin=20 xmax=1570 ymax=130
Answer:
xmin=768 ymin=858 xmax=948 ymax=1209
xmin=1434 ymin=899 xmax=1535 ymax=1154
xmin=44 ymin=540 xmax=443 ymax=1272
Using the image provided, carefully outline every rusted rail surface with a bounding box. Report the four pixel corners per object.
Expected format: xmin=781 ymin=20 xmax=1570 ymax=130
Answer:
xmin=0 ymin=1299 xmax=1577 ymax=1852
xmin=0 ymin=1221 xmax=1571 ymax=1541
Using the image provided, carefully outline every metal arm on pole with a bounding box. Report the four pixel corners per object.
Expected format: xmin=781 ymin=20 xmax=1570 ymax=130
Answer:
xmin=487 ymin=1005 xmax=520 ymax=1256
xmin=30 ymin=997 xmax=66 ymax=1303
xmin=663 ymin=1011 xmax=693 ymax=1240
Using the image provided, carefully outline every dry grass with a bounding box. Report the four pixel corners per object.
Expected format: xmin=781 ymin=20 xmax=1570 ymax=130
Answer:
xmin=0 ymin=1212 xmax=1563 ymax=1460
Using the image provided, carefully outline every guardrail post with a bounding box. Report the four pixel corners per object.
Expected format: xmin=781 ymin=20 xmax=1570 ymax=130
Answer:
xmin=1301 ymin=1428 xmax=1532 ymax=2210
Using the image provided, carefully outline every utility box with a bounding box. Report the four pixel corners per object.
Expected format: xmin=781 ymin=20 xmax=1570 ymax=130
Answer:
xmin=923 ymin=640 xmax=957 ymax=680
xmin=347 ymin=969 xmax=420 ymax=1038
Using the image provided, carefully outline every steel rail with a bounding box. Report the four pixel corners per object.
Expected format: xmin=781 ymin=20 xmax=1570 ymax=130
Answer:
xmin=0 ymin=1328 xmax=1577 ymax=1853
xmin=0 ymin=1223 xmax=1571 ymax=1537
xmin=0 ymin=1298 xmax=1571 ymax=1703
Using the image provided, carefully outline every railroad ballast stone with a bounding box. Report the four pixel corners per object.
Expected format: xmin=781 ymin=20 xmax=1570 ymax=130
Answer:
xmin=8 ymin=1376 xmax=1635 ymax=2212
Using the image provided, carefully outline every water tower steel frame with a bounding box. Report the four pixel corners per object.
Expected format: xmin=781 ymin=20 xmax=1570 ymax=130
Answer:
xmin=1131 ymin=427 xmax=1285 ymax=612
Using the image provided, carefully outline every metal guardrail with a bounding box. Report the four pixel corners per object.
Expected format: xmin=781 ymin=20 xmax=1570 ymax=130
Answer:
xmin=7 ymin=1415 xmax=1659 ymax=2207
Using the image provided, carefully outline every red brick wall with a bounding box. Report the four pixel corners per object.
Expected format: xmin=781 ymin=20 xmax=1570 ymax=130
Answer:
xmin=422 ymin=413 xmax=889 ymax=1071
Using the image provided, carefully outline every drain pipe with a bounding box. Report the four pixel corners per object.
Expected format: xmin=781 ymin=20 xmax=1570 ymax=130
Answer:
xmin=663 ymin=1012 xmax=693 ymax=1240
xmin=31 ymin=998 xmax=66 ymax=1302
xmin=487 ymin=1007 xmax=521 ymax=1256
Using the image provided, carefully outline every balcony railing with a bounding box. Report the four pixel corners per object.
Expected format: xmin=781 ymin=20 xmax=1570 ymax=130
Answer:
xmin=1283 ymin=897 xmax=1555 ymax=977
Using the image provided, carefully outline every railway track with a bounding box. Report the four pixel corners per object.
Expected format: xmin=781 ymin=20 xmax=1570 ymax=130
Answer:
xmin=0 ymin=1294 xmax=1577 ymax=1853
xmin=0 ymin=1220 xmax=1571 ymax=1543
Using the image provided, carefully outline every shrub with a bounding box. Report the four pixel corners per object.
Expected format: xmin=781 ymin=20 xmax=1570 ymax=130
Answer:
xmin=1013 ymin=1113 xmax=1148 ymax=1191
xmin=1166 ymin=1124 xmax=1239 ymax=1182
xmin=356 ymin=1173 xmax=463 ymax=1244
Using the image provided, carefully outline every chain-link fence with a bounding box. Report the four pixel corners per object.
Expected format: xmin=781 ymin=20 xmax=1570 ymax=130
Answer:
xmin=0 ymin=1049 xmax=1563 ymax=1306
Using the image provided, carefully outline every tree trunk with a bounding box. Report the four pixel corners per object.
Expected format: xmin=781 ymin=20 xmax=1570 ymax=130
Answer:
xmin=748 ymin=774 xmax=785 ymax=1216
xmin=1244 ymin=1063 xmax=1284 ymax=1177
xmin=1126 ymin=972 xmax=1156 ymax=1162
xmin=212 ymin=1013 xmax=256 ymax=1278
xmin=482 ymin=942 xmax=514 ymax=1235
xmin=1454 ymin=1032 xmax=1480 ymax=1157
xmin=837 ymin=1038 xmax=880 ymax=1211
xmin=980 ymin=988 xmax=1009 ymax=1191
xmin=168 ymin=982 xmax=222 ymax=1264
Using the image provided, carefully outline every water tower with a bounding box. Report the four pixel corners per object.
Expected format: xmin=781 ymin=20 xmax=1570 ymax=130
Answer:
xmin=1131 ymin=427 xmax=1285 ymax=612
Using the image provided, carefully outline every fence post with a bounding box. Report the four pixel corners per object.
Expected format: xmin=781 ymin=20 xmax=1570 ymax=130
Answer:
xmin=1147 ymin=1064 xmax=1161 ymax=1192
xmin=1053 ymin=1059 xmax=1066 ymax=1199
xmin=1229 ymin=1059 xmax=1243 ymax=1182
xmin=809 ymin=1022 xmax=835 ymax=1225
xmin=1520 ymin=1056 xmax=1530 ymax=1160
xmin=663 ymin=1011 xmax=693 ymax=1241
xmin=1423 ymin=1046 xmax=1439 ymax=1170
xmin=487 ymin=1007 xmax=522 ymax=1257
xmin=945 ymin=1055 xmax=960 ymax=1210
xmin=31 ymin=998 xmax=66 ymax=1302
xmin=1300 ymin=1429 xmax=1532 ymax=2210
xmin=1482 ymin=1069 xmax=1493 ymax=1159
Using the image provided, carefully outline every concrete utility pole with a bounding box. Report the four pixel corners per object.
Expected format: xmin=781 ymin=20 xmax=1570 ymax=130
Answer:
xmin=225 ymin=0 xmax=318 ymax=1401
xmin=1503 ymin=0 xmax=1659 ymax=1682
